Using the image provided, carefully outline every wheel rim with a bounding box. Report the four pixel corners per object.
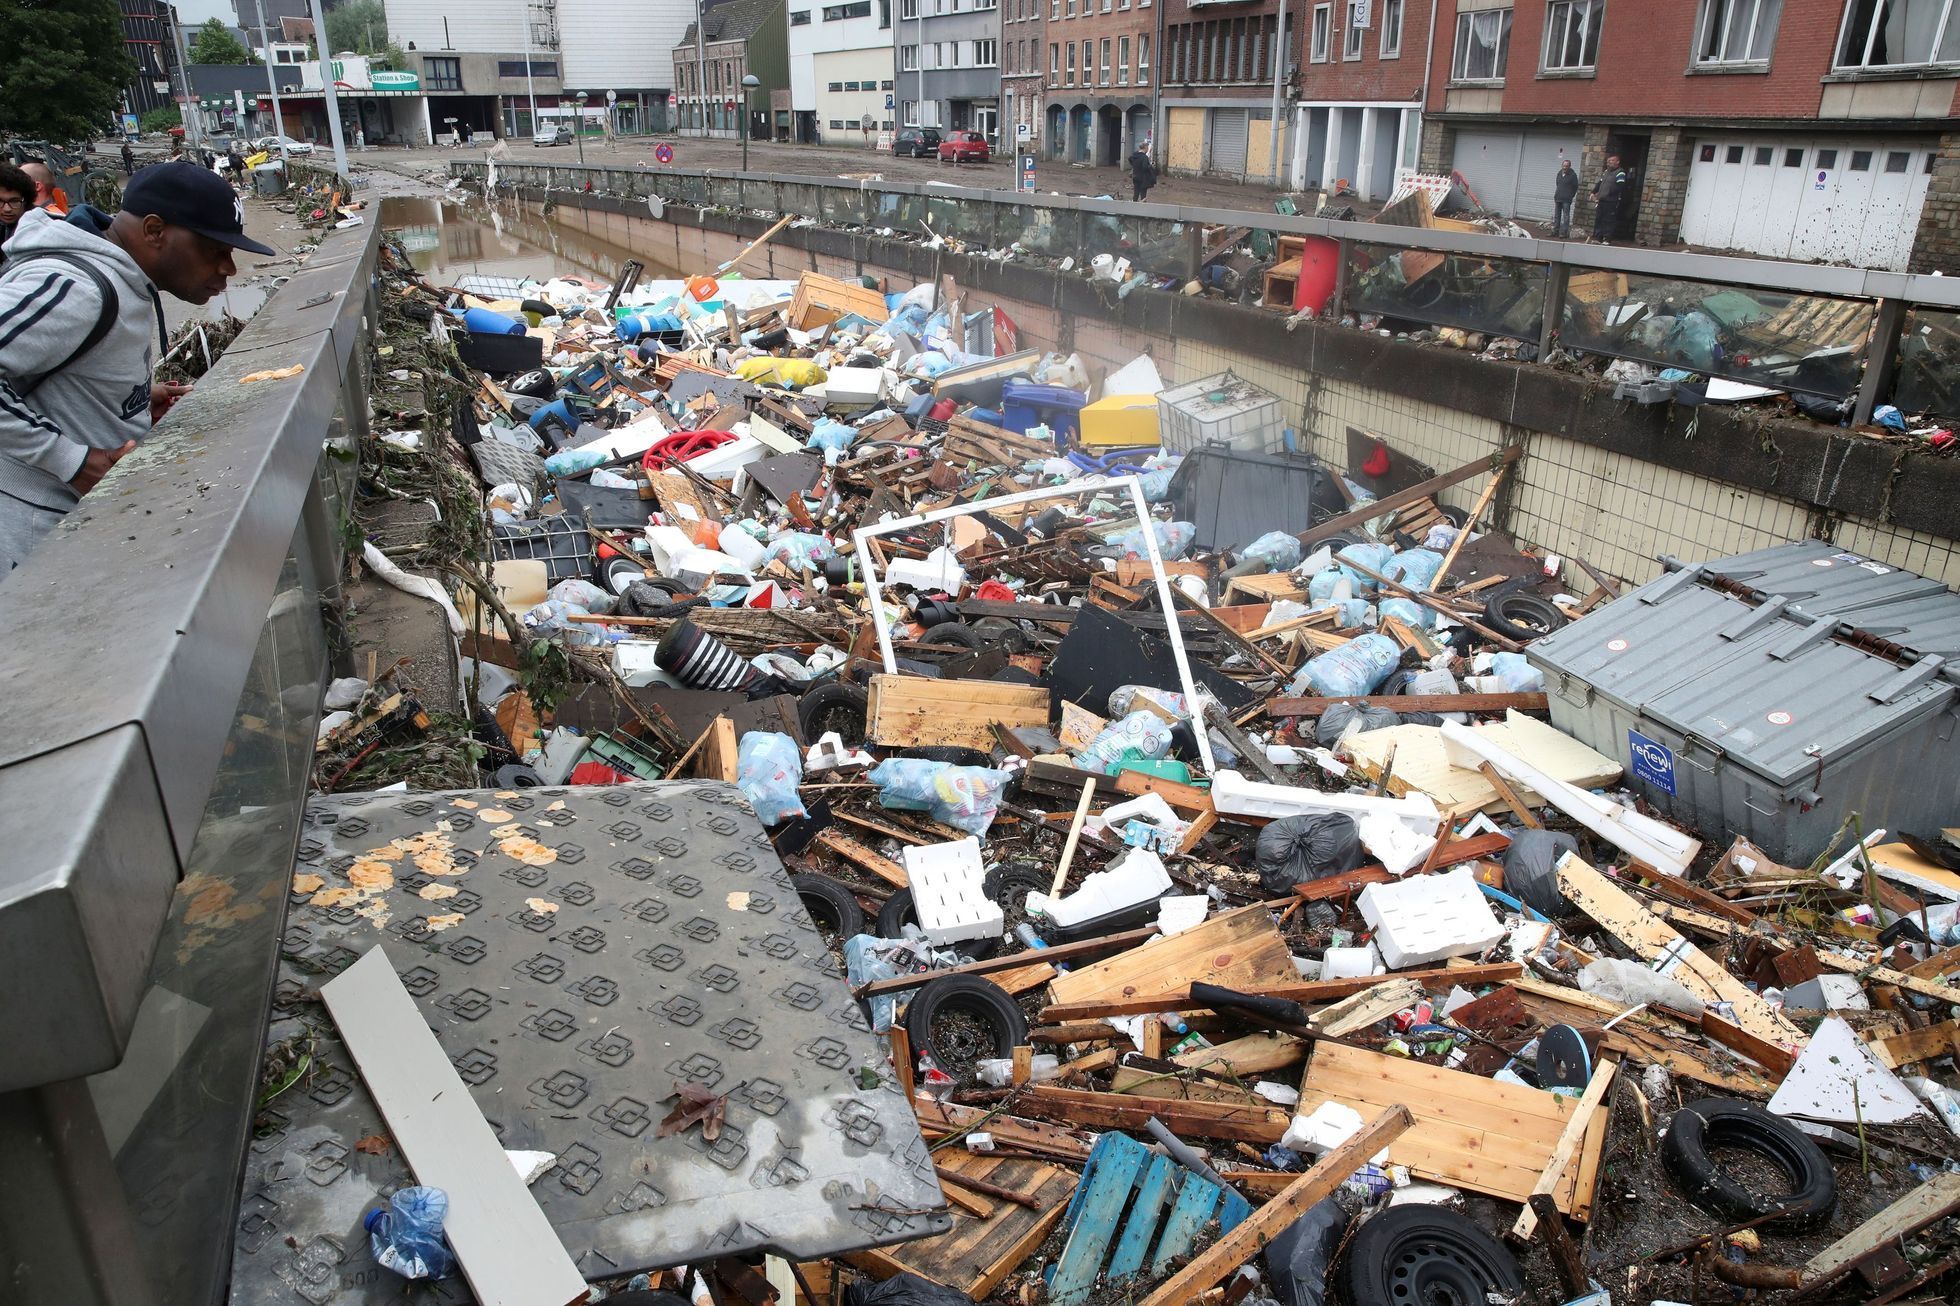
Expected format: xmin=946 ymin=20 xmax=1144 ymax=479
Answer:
xmin=1381 ymin=1223 xmax=1516 ymax=1306
xmin=806 ymin=700 xmax=866 ymax=747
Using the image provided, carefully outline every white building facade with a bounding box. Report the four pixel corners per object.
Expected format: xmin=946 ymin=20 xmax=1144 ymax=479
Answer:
xmin=789 ymin=0 xmax=896 ymax=145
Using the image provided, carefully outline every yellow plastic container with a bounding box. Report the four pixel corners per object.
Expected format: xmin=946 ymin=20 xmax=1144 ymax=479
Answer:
xmin=1079 ymin=394 xmax=1162 ymax=448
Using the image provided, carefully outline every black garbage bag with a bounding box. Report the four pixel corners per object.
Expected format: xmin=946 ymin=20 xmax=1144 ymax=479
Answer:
xmin=844 ymin=1272 xmax=975 ymax=1305
xmin=1503 ymin=827 xmax=1579 ymax=918
xmin=1262 ymin=1196 xmax=1350 ymax=1306
xmin=1316 ymin=701 xmax=1400 ymax=747
xmin=1256 ymin=813 xmax=1364 ymax=895
xmin=615 ymin=581 xmax=707 ymax=620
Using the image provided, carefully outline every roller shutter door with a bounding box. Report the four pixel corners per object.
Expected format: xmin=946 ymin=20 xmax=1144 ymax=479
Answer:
xmin=1451 ymin=127 xmax=1582 ymax=221
xmin=1208 ymin=108 xmax=1248 ymax=174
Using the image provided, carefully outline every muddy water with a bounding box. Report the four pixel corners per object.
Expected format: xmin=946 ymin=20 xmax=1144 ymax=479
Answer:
xmin=380 ymin=194 xmax=681 ymax=286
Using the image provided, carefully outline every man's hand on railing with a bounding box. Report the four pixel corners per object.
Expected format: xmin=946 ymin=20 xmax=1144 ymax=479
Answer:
xmin=151 ymin=382 xmax=192 ymax=424
xmin=69 ymin=441 xmax=136 ymax=495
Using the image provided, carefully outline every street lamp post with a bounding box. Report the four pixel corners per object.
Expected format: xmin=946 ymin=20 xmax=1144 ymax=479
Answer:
xmin=573 ymin=91 xmax=588 ymax=162
xmin=740 ymin=73 xmax=759 ymax=171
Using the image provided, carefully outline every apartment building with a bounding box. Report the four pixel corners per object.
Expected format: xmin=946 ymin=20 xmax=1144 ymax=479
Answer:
xmin=1039 ymin=0 xmax=1154 ymax=163
xmin=1417 ymin=0 xmax=1960 ymax=271
xmin=559 ymin=0 xmax=688 ymax=132
xmin=1156 ymin=0 xmax=1287 ymax=179
xmin=1293 ymin=0 xmax=1430 ymax=198
xmin=673 ymin=0 xmax=791 ymax=138
xmin=121 ymin=0 xmax=176 ymax=118
xmin=389 ymin=0 xmax=565 ymax=138
xmin=898 ymin=0 xmax=1001 ymax=133
xmin=1002 ymin=0 xmax=1046 ymax=148
xmin=789 ymin=0 xmax=897 ymax=145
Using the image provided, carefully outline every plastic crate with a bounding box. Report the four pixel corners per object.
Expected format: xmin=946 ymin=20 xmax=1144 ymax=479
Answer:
xmin=1156 ymin=371 xmax=1287 ymax=454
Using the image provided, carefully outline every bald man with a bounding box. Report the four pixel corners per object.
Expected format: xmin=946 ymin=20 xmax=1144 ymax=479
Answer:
xmin=0 ymin=162 xmax=273 ymax=570
xmin=19 ymin=161 xmax=67 ymax=216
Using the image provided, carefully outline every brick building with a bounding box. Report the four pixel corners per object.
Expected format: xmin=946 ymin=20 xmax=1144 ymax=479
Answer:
xmin=1002 ymin=0 xmax=1045 ymax=149
xmin=1292 ymin=0 xmax=1432 ymax=197
xmin=1038 ymin=0 xmax=1155 ymax=164
xmin=1156 ymin=0 xmax=1286 ymax=179
xmin=674 ymin=0 xmax=791 ymax=139
xmin=1414 ymin=0 xmax=1959 ymax=271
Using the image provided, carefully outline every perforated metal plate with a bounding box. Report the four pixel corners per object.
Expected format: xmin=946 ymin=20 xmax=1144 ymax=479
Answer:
xmin=229 ymin=780 xmax=947 ymax=1305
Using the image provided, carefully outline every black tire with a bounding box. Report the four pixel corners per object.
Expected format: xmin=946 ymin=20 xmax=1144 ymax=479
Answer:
xmin=797 ymin=681 xmax=869 ymax=747
xmin=1662 ymin=1098 xmax=1836 ymax=1228
xmin=972 ymin=617 xmax=1035 ymax=654
xmin=1338 ymin=1206 xmax=1525 ymax=1306
xmin=877 ymin=889 xmax=1002 ymax=959
xmin=1484 ymin=587 xmax=1568 ymax=642
xmin=791 ymin=872 xmax=867 ymax=942
xmin=506 ymin=368 xmax=557 ymax=399
xmin=904 ymin=974 xmax=1027 ymax=1074
xmin=920 ymin=621 xmax=984 ymax=649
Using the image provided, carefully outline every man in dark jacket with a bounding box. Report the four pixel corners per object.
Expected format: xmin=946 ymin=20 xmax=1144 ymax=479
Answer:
xmin=1552 ymin=158 xmax=1578 ymax=238
xmin=1129 ymin=145 xmax=1158 ymax=203
xmin=1591 ymin=152 xmax=1629 ymax=244
xmin=120 ymin=141 xmax=136 ymax=175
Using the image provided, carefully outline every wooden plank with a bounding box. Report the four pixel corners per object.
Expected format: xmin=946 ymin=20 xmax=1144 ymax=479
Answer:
xmin=1039 ymin=962 xmax=1525 ymax=1023
xmin=1148 ymin=1174 xmax=1222 ymax=1277
xmin=1799 ymin=1172 xmax=1960 ymax=1291
xmin=1105 ymin=1155 xmax=1177 ymax=1285
xmin=1308 ymin=978 xmax=1425 ymax=1037
xmin=1018 ymin=1085 xmax=1290 ymax=1143
xmin=856 ymin=925 xmax=1159 ymax=997
xmin=912 ymin=1099 xmax=1096 ymax=1162
xmin=1510 ymin=1058 xmax=1618 ymax=1241
xmin=1110 ymin=1063 xmax=1266 ymax=1104
xmin=1172 ymin=1031 xmax=1310 ymax=1076
xmin=1478 ymin=761 xmax=1543 ymax=827
xmin=813 ymin=829 xmax=909 ymax=887
xmin=1555 ymin=853 xmax=1806 ymax=1052
xmin=866 ymin=675 xmax=1050 ymax=750
xmin=1296 ymin=447 xmax=1523 ymax=550
xmin=1867 ymin=1018 xmax=1960 ymax=1070
xmin=1110 ymin=768 xmax=1217 ymax=814
xmin=320 ymin=948 xmax=587 ymax=1306
xmin=1046 ymin=904 xmax=1297 ymax=1007
xmin=1049 ymin=1135 xmax=1149 ymax=1305
xmin=1700 ymin=1010 xmax=1799 ymax=1078
xmin=877 ymin=1152 xmax=1080 ymax=1299
xmin=1812 ymin=947 xmax=1960 ymax=1005
xmin=1135 ymin=1107 xmax=1416 ymax=1306
xmin=1267 ymin=692 xmax=1550 ymax=717
xmin=835 ymin=811 xmax=932 ymax=845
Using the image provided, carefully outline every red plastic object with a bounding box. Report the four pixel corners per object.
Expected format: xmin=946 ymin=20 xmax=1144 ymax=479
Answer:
xmin=974 ymin=579 xmax=1018 ymax=602
xmin=643 ymin=429 xmax=737 ymax=470
xmin=568 ymin=761 xmax=630 ymax=785
xmin=1292 ymin=235 xmax=1342 ymax=315
xmin=928 ymin=398 xmax=956 ymax=421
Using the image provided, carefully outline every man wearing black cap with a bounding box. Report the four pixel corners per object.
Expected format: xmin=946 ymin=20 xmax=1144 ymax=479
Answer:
xmin=0 ymin=161 xmax=276 ymax=571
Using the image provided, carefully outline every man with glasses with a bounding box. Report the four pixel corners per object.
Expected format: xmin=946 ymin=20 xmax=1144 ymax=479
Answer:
xmin=0 ymin=164 xmax=31 ymax=271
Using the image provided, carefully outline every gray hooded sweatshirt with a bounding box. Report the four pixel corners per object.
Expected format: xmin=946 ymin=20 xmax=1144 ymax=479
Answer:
xmin=0 ymin=205 xmax=162 ymax=569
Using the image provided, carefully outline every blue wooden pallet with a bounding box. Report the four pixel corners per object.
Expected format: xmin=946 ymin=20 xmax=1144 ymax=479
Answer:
xmin=1046 ymin=1132 xmax=1252 ymax=1304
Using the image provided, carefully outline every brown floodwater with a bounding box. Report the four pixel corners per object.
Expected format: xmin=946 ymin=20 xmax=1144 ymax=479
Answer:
xmin=379 ymin=194 xmax=681 ymax=287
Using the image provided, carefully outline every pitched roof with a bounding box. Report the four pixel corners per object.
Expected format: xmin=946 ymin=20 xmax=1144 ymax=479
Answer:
xmin=677 ymin=0 xmax=782 ymax=48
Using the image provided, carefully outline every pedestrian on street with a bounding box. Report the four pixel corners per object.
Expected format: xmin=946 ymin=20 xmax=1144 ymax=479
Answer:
xmin=1552 ymin=157 xmax=1577 ymax=239
xmin=226 ymin=145 xmax=246 ymax=184
xmin=1591 ymin=152 xmax=1628 ymax=244
xmin=121 ymin=141 xmax=136 ymax=176
xmin=0 ymin=162 xmax=275 ymax=571
xmin=1129 ymin=144 xmax=1158 ymax=203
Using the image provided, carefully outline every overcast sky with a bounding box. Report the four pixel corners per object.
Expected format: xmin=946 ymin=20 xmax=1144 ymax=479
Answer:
xmin=176 ymin=0 xmax=245 ymax=27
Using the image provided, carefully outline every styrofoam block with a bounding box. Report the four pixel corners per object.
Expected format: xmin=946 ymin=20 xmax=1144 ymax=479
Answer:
xmin=901 ymin=837 xmax=1003 ymax=945
xmin=1156 ymin=895 xmax=1209 ymax=936
xmin=681 ymin=433 xmax=766 ymax=478
xmin=1210 ymin=770 xmax=1441 ymax=838
xmin=613 ymin=640 xmax=687 ymax=689
xmin=1281 ymin=1101 xmax=1363 ymax=1153
xmin=1025 ymin=848 xmax=1173 ymax=930
xmin=823 ymin=366 xmax=887 ymax=406
xmin=1321 ymin=943 xmax=1382 ymax=980
xmin=1358 ymin=866 xmax=1505 ymax=970
xmin=885 ymin=546 xmax=967 ymax=593
xmin=1358 ymin=812 xmax=1437 ymax=877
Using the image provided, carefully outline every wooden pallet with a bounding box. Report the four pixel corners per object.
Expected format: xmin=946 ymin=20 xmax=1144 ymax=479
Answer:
xmin=1262 ymin=256 xmax=1302 ymax=310
xmin=1048 ymin=1131 xmax=1251 ymax=1305
xmin=848 ymin=1150 xmax=1079 ymax=1299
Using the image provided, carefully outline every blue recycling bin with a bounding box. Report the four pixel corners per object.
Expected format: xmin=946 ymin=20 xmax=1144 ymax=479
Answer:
xmin=1000 ymin=380 xmax=1087 ymax=442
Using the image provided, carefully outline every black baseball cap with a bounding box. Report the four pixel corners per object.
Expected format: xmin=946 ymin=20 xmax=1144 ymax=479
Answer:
xmin=121 ymin=162 xmax=277 ymax=256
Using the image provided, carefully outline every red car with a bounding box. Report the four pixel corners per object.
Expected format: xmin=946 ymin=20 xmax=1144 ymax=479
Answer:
xmin=938 ymin=130 xmax=990 ymax=164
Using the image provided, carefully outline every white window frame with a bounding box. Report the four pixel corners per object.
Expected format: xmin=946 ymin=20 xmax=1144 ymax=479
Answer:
xmin=1119 ymin=33 xmax=1131 ymax=80
xmin=1344 ymin=0 xmax=1365 ymax=57
xmin=1691 ymin=0 xmax=1780 ymax=64
xmin=1833 ymin=0 xmax=1957 ymax=70
xmin=1066 ymin=39 xmax=1077 ymax=81
xmin=1138 ymin=32 xmax=1150 ymax=79
xmin=1310 ymin=2 xmax=1332 ymax=59
xmin=1082 ymin=38 xmax=1094 ymax=79
xmin=1051 ymin=41 xmax=1061 ymax=80
xmin=976 ymin=37 xmax=998 ymax=64
xmin=1451 ymin=7 xmax=1512 ymax=80
xmin=1542 ymin=0 xmax=1602 ymax=71
xmin=1099 ymin=35 xmax=1112 ymax=79
xmin=900 ymin=0 xmax=917 ymax=15
xmin=1380 ymin=0 xmax=1403 ymax=55
xmin=900 ymin=43 xmax=919 ymax=68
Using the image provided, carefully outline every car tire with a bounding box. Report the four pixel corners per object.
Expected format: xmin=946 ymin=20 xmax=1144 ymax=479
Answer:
xmin=1338 ymin=1206 xmax=1525 ymax=1306
xmin=876 ymin=889 xmax=1003 ymax=959
xmin=797 ymin=681 xmax=869 ymax=747
xmin=904 ymin=974 xmax=1026 ymax=1070
xmin=1484 ymin=585 xmax=1568 ymax=642
xmin=790 ymin=872 xmax=867 ymax=942
xmin=919 ymin=621 xmax=984 ymax=649
xmin=1661 ymin=1098 xmax=1836 ymax=1228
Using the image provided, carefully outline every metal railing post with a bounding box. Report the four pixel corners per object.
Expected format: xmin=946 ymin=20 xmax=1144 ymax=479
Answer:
xmin=1539 ymin=262 xmax=1570 ymax=359
xmin=1853 ymin=297 xmax=1908 ymax=426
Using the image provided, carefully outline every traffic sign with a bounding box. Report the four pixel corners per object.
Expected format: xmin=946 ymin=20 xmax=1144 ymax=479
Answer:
xmin=885 ymin=94 xmax=894 ymax=109
xmin=655 ymin=143 xmax=675 ymax=164
xmin=606 ymin=89 xmax=617 ymax=102
xmin=668 ymin=93 xmax=678 ymax=106
xmin=724 ymin=99 xmax=736 ymax=112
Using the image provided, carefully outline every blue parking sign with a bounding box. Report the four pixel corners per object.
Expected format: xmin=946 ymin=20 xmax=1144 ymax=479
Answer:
xmin=1627 ymin=728 xmax=1677 ymax=796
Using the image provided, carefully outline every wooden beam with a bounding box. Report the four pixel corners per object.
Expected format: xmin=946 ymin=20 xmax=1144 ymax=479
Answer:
xmin=813 ymin=829 xmax=910 ymax=887
xmin=855 ymin=925 xmax=1161 ymax=997
xmin=1340 ymin=557 xmax=1526 ymax=651
xmin=1510 ymin=1058 xmax=1618 ymax=1242
xmin=1867 ymin=1019 xmax=1960 ymax=1070
xmin=1425 ymin=465 xmax=1508 ymax=593
xmin=866 ymin=675 xmax=1051 ymax=750
xmin=1014 ymin=1085 xmax=1290 ymax=1143
xmin=1478 ymin=762 xmax=1542 ymax=828
xmin=1134 ymin=1107 xmax=1416 ymax=1306
xmin=1295 ymin=447 xmax=1523 ymax=550
xmin=1266 ymin=692 xmax=1549 ymax=717
xmin=1039 ymin=962 xmax=1524 ymax=1023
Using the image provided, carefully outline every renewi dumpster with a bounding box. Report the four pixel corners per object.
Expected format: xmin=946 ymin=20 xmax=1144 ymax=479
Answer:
xmin=1526 ymin=541 xmax=1960 ymax=865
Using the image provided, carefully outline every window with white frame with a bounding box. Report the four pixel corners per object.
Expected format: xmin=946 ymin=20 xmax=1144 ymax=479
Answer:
xmin=901 ymin=42 xmax=919 ymax=67
xmin=1834 ymin=0 xmax=1956 ymax=69
xmin=1138 ymin=32 xmax=1150 ymax=79
xmin=1066 ymin=39 xmax=1076 ymax=80
xmin=977 ymin=37 xmax=998 ymax=63
xmin=1099 ymin=36 xmax=1111 ymax=79
xmin=1452 ymin=7 xmax=1512 ymax=78
xmin=1311 ymin=2 xmax=1331 ymax=59
xmin=1118 ymin=33 xmax=1131 ymax=80
xmin=1380 ymin=0 xmax=1403 ymax=54
xmin=901 ymin=0 xmax=917 ymax=14
xmin=1693 ymin=0 xmax=1780 ymax=61
xmin=1543 ymin=0 xmax=1602 ymax=69
xmin=1082 ymin=38 xmax=1094 ymax=79
xmin=1344 ymin=0 xmax=1365 ymax=56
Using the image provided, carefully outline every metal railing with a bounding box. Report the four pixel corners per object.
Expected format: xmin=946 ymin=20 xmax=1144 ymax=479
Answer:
xmin=457 ymin=158 xmax=1960 ymax=423
xmin=0 ymin=217 xmax=379 ymax=1306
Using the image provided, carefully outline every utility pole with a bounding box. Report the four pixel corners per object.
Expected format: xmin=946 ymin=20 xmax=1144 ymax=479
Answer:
xmin=308 ymin=0 xmax=350 ymax=177
xmin=916 ymin=0 xmax=925 ymax=126
xmin=1266 ymin=0 xmax=1288 ymax=184
xmin=255 ymin=0 xmax=289 ymax=157
xmin=695 ymin=0 xmax=708 ymax=136
xmin=168 ymin=6 xmax=202 ymax=149
xmin=524 ymin=0 xmax=538 ymax=136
